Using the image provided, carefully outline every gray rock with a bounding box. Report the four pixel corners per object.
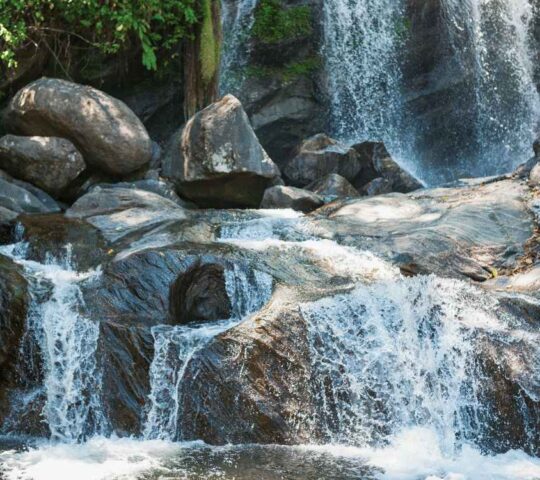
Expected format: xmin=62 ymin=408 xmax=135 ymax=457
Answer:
xmin=307 ymin=173 xmax=359 ymax=200
xmin=66 ymin=187 xmax=187 ymax=242
xmin=284 ymin=134 xmax=364 ymax=187
xmin=361 ymin=177 xmax=393 ymax=196
xmin=164 ymin=95 xmax=280 ymax=208
xmin=0 ymin=177 xmax=58 ymax=214
xmin=261 ymin=185 xmax=324 ymax=213
xmin=352 ymin=142 xmax=423 ymax=193
xmin=92 ymin=179 xmax=196 ymax=209
xmin=4 ymin=78 xmax=152 ymax=176
xmin=0 ymin=135 xmax=85 ymax=196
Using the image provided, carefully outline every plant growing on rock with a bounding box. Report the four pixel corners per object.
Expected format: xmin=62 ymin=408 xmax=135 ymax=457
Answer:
xmin=252 ymin=0 xmax=312 ymax=44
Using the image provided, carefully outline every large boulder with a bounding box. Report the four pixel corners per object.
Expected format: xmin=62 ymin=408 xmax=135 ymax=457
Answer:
xmin=352 ymin=142 xmax=423 ymax=193
xmin=261 ymin=185 xmax=324 ymax=213
xmin=0 ymin=135 xmax=85 ymax=197
xmin=3 ymin=78 xmax=152 ymax=176
xmin=163 ymin=95 xmax=281 ymax=208
xmin=283 ymin=134 xmax=364 ymax=187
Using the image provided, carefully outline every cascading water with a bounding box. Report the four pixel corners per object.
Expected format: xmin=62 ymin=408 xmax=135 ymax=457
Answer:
xmin=323 ymin=0 xmax=540 ymax=183
xmin=143 ymin=264 xmax=273 ymax=440
xmin=303 ymin=275 xmax=540 ymax=455
xmin=0 ymin=244 xmax=106 ymax=442
xmin=219 ymin=0 xmax=257 ymax=95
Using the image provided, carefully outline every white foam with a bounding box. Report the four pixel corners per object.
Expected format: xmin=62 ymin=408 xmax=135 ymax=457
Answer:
xmin=0 ymin=437 xmax=194 ymax=480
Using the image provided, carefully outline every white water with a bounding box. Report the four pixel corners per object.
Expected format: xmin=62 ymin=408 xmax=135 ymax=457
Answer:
xmin=323 ymin=0 xmax=540 ymax=182
xmin=220 ymin=0 xmax=257 ymax=95
xmin=1 ymin=244 xmax=106 ymax=442
xmin=143 ymin=264 xmax=273 ymax=440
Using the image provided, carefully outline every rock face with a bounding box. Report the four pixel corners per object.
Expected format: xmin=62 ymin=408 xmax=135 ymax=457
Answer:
xmin=283 ymin=134 xmax=363 ymax=187
xmin=261 ymin=185 xmax=324 ymax=212
xmin=164 ymin=95 xmax=281 ymax=208
xmin=0 ymin=135 xmax=85 ymax=196
xmin=4 ymin=78 xmax=152 ymax=176
xmin=307 ymin=173 xmax=359 ymax=200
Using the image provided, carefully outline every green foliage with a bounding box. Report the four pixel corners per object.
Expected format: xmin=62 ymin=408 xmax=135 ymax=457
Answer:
xmin=0 ymin=0 xmax=199 ymax=71
xmin=246 ymin=56 xmax=320 ymax=82
xmin=199 ymin=0 xmax=219 ymax=84
xmin=252 ymin=0 xmax=312 ymax=44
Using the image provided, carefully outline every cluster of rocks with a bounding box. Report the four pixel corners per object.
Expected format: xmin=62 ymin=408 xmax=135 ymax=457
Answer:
xmin=0 ymin=77 xmax=422 ymax=228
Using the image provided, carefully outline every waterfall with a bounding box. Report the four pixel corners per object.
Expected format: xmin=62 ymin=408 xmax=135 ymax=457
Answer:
xmin=220 ymin=0 xmax=258 ymax=95
xmin=2 ymin=245 xmax=106 ymax=442
xmin=323 ymin=0 xmax=540 ymax=183
xmin=143 ymin=265 xmax=273 ymax=440
xmin=322 ymin=0 xmax=407 ymax=162
xmin=303 ymin=275 xmax=540 ymax=454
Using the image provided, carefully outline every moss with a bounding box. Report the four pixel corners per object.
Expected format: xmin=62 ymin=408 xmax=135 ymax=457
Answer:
xmin=246 ymin=56 xmax=321 ymax=82
xmin=199 ymin=0 xmax=220 ymax=85
xmin=252 ymin=0 xmax=312 ymax=44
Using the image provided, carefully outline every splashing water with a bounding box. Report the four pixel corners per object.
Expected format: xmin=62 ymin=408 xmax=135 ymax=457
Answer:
xmin=143 ymin=264 xmax=273 ymax=440
xmin=2 ymin=245 xmax=106 ymax=442
xmin=303 ymin=275 xmax=540 ymax=455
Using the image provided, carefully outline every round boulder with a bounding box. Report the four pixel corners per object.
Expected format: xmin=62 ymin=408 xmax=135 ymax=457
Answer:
xmin=4 ymin=78 xmax=152 ymax=176
xmin=0 ymin=135 xmax=85 ymax=197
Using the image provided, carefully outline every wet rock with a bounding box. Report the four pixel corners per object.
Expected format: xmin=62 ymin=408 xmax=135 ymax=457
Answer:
xmin=352 ymin=142 xmax=423 ymax=193
xmin=0 ymin=256 xmax=28 ymax=425
xmin=4 ymin=78 xmax=152 ymax=176
xmin=315 ymin=179 xmax=533 ymax=281
xmin=164 ymin=95 xmax=281 ymax=208
xmin=170 ymin=263 xmax=231 ymax=325
xmin=261 ymin=185 xmax=324 ymax=213
xmin=181 ymin=287 xmax=318 ymax=445
xmin=14 ymin=214 xmax=109 ymax=270
xmin=66 ymin=187 xmax=187 ymax=242
xmin=283 ymin=134 xmax=364 ymax=187
xmin=0 ymin=135 xmax=86 ymax=197
xmin=307 ymin=173 xmax=359 ymax=201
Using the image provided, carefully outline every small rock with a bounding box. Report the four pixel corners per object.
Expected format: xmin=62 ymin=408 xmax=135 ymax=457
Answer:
xmin=284 ymin=134 xmax=364 ymax=187
xmin=352 ymin=142 xmax=423 ymax=193
xmin=307 ymin=173 xmax=359 ymax=200
xmin=0 ymin=135 xmax=85 ymax=197
xmin=0 ymin=177 xmax=58 ymax=214
xmin=261 ymin=186 xmax=324 ymax=213
xmin=361 ymin=177 xmax=393 ymax=196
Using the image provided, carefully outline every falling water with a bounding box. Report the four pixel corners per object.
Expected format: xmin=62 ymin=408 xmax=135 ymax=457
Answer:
xmin=220 ymin=0 xmax=258 ymax=95
xmin=1 ymin=245 xmax=106 ymax=442
xmin=303 ymin=275 xmax=540 ymax=454
xmin=143 ymin=264 xmax=273 ymax=440
xmin=323 ymin=0 xmax=540 ymax=182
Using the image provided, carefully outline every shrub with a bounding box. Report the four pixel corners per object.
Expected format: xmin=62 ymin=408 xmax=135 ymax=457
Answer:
xmin=0 ymin=0 xmax=199 ymax=71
